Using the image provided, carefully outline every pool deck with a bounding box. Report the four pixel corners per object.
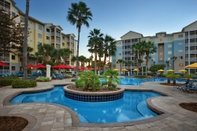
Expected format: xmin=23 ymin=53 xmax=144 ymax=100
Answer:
xmin=0 ymin=78 xmax=197 ymax=131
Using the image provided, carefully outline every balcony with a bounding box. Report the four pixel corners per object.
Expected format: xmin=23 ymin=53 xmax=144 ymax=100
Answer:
xmin=185 ymin=57 xmax=197 ymax=61
xmin=0 ymin=56 xmax=10 ymax=62
xmin=185 ymin=42 xmax=197 ymax=47
xmin=185 ymin=35 xmax=197 ymax=39
xmin=185 ymin=50 xmax=197 ymax=54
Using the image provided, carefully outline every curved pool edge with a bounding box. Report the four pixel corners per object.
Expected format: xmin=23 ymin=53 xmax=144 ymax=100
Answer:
xmin=3 ymin=84 xmax=173 ymax=128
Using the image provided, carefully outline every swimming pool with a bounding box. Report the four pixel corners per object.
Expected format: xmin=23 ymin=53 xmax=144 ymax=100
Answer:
xmin=100 ymin=77 xmax=186 ymax=86
xmin=11 ymin=86 xmax=162 ymax=123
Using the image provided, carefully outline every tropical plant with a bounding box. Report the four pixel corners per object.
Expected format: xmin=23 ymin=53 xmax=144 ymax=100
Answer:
xmin=184 ymin=73 xmax=195 ymax=84
xmin=143 ymin=41 xmax=157 ymax=75
xmin=103 ymin=69 xmax=120 ymax=88
xmin=166 ymin=60 xmax=170 ymax=70
xmin=67 ymin=1 xmax=92 ymax=79
xmin=149 ymin=64 xmax=165 ymax=74
xmin=124 ymin=61 xmax=133 ymax=73
xmin=163 ymin=73 xmax=172 ymax=83
xmin=87 ymin=29 xmax=103 ymax=73
xmin=78 ymin=55 xmax=86 ymax=67
xmin=57 ymin=48 xmax=72 ymax=65
xmin=170 ymin=74 xmax=180 ymax=84
xmin=171 ymin=56 xmax=177 ymax=69
xmin=75 ymin=71 xmax=101 ymax=90
xmin=116 ymin=59 xmax=124 ymax=75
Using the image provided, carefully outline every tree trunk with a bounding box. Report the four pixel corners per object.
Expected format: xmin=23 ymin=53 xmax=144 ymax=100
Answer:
xmin=167 ymin=78 xmax=170 ymax=83
xmin=23 ymin=0 xmax=30 ymax=80
xmin=76 ymin=27 xmax=80 ymax=79
xmin=94 ymin=51 xmax=97 ymax=74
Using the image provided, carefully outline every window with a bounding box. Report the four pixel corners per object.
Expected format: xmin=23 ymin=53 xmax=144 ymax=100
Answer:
xmin=12 ymin=66 xmax=15 ymax=71
xmin=178 ymin=34 xmax=183 ymax=38
xmin=179 ymin=63 xmax=183 ymax=67
xmin=168 ymin=44 xmax=172 ymax=48
xmin=179 ymin=50 xmax=183 ymax=52
xmin=179 ymin=43 xmax=182 ymax=45
xmin=38 ymin=34 xmax=42 ymax=38
xmin=46 ymin=36 xmax=50 ymax=40
xmin=37 ymin=42 xmax=42 ymax=46
xmin=168 ymin=57 xmax=171 ymax=60
xmin=30 ymin=40 xmax=32 ymax=42
xmin=160 ymin=52 xmax=163 ymax=55
xmin=168 ymin=51 xmax=172 ymax=54
xmin=46 ymin=28 xmax=50 ymax=32
xmin=62 ymin=43 xmax=65 ymax=46
xmin=179 ymin=56 xmax=183 ymax=59
xmin=38 ymin=25 xmax=42 ymax=30
xmin=168 ymin=37 xmax=172 ymax=41
xmin=11 ymin=55 xmax=15 ymax=60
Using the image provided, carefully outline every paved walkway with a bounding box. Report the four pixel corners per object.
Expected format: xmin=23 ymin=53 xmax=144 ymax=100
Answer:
xmin=0 ymin=79 xmax=197 ymax=131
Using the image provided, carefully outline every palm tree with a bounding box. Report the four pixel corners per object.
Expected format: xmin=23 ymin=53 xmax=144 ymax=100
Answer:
xmin=67 ymin=1 xmax=92 ymax=79
xmin=144 ymin=41 xmax=157 ymax=75
xmin=131 ymin=43 xmax=140 ymax=70
xmin=171 ymin=56 xmax=177 ymax=69
xmin=58 ymin=48 xmax=72 ymax=65
xmin=87 ymin=29 xmax=103 ymax=73
xmin=117 ymin=59 xmax=124 ymax=75
xmin=78 ymin=55 xmax=86 ymax=67
xmin=125 ymin=60 xmax=133 ymax=73
xmin=23 ymin=0 xmax=30 ymax=79
xmin=166 ymin=60 xmax=170 ymax=70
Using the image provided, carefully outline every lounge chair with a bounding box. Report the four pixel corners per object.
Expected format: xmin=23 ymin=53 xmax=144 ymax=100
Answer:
xmin=186 ymin=84 xmax=197 ymax=92
xmin=173 ymin=79 xmax=196 ymax=89
xmin=178 ymin=80 xmax=197 ymax=91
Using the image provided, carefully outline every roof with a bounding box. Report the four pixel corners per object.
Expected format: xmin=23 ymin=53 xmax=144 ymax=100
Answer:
xmin=120 ymin=31 xmax=143 ymax=38
xmin=182 ymin=20 xmax=197 ymax=32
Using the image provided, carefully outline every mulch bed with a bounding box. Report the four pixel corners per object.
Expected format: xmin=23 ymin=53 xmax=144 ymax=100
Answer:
xmin=0 ymin=116 xmax=28 ymax=131
xmin=179 ymin=103 xmax=197 ymax=113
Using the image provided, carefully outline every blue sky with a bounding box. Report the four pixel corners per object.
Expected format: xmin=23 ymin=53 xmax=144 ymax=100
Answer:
xmin=14 ymin=0 xmax=197 ymax=58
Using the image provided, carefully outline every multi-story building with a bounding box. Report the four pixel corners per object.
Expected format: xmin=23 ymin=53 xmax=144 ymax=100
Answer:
xmin=112 ymin=20 xmax=197 ymax=74
xmin=0 ymin=0 xmax=77 ymax=73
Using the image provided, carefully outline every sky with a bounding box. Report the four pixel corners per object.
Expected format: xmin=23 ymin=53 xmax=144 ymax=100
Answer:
xmin=14 ymin=0 xmax=197 ymax=58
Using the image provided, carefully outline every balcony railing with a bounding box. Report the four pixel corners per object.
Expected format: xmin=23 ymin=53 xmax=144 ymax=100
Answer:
xmin=0 ymin=56 xmax=10 ymax=62
xmin=185 ymin=35 xmax=197 ymax=39
xmin=185 ymin=42 xmax=197 ymax=46
xmin=185 ymin=50 xmax=197 ymax=54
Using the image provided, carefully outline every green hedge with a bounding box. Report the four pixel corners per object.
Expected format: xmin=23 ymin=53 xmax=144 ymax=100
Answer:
xmin=0 ymin=77 xmax=20 ymax=87
xmin=36 ymin=76 xmax=50 ymax=82
xmin=12 ymin=79 xmax=37 ymax=88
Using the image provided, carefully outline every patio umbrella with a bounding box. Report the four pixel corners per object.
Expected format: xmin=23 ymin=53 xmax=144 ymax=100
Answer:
xmin=28 ymin=64 xmax=35 ymax=69
xmin=0 ymin=61 xmax=8 ymax=66
xmin=185 ymin=62 xmax=197 ymax=69
xmin=34 ymin=63 xmax=46 ymax=68
xmin=52 ymin=64 xmax=67 ymax=69
xmin=65 ymin=65 xmax=73 ymax=69
xmin=167 ymin=69 xmax=174 ymax=72
xmin=178 ymin=69 xmax=187 ymax=73
xmin=87 ymin=67 xmax=94 ymax=70
xmin=122 ymin=68 xmax=128 ymax=72
xmin=133 ymin=68 xmax=138 ymax=72
xmin=158 ymin=69 xmax=164 ymax=72
xmin=113 ymin=68 xmax=118 ymax=71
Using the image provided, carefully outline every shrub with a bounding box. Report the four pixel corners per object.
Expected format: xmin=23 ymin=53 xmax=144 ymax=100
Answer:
xmin=75 ymin=71 xmax=101 ymax=90
xmin=0 ymin=77 xmax=19 ymax=87
xmin=71 ymin=78 xmax=76 ymax=82
xmin=28 ymin=80 xmax=37 ymax=87
xmin=12 ymin=79 xmax=29 ymax=88
xmin=12 ymin=79 xmax=37 ymax=88
xmin=103 ymin=69 xmax=120 ymax=89
xmin=36 ymin=76 xmax=50 ymax=82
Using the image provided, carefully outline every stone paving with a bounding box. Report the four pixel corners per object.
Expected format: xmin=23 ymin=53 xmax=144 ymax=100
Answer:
xmin=0 ymin=78 xmax=197 ymax=131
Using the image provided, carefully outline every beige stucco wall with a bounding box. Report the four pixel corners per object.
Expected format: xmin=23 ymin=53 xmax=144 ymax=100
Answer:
xmin=121 ymin=31 xmax=142 ymax=40
xmin=183 ymin=21 xmax=197 ymax=31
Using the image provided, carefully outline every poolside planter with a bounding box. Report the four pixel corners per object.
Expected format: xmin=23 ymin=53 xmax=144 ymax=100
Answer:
xmin=64 ymin=85 xmax=124 ymax=102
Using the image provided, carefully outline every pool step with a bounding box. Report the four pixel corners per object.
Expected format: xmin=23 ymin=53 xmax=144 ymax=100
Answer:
xmin=78 ymin=114 xmax=89 ymax=123
xmin=137 ymin=100 xmax=158 ymax=118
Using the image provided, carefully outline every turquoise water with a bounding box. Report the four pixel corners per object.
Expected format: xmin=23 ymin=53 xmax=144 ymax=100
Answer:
xmin=11 ymin=86 xmax=162 ymax=123
xmin=100 ymin=77 xmax=186 ymax=86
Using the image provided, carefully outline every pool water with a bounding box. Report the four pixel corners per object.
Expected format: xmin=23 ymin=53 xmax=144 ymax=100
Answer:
xmin=100 ymin=77 xmax=186 ymax=86
xmin=11 ymin=86 xmax=162 ymax=123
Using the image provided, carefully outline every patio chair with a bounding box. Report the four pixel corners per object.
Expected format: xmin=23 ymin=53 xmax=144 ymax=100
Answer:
xmin=178 ymin=80 xmax=197 ymax=91
xmin=185 ymin=84 xmax=197 ymax=93
xmin=173 ymin=79 xmax=196 ymax=89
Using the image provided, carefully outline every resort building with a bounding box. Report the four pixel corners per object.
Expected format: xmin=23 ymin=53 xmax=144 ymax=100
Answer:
xmin=0 ymin=0 xmax=77 ymax=73
xmin=112 ymin=20 xmax=197 ymax=74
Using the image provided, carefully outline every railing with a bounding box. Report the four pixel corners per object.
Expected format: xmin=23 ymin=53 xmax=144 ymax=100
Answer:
xmin=185 ymin=42 xmax=197 ymax=47
xmin=0 ymin=56 xmax=10 ymax=62
xmin=185 ymin=35 xmax=197 ymax=39
xmin=185 ymin=50 xmax=197 ymax=54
